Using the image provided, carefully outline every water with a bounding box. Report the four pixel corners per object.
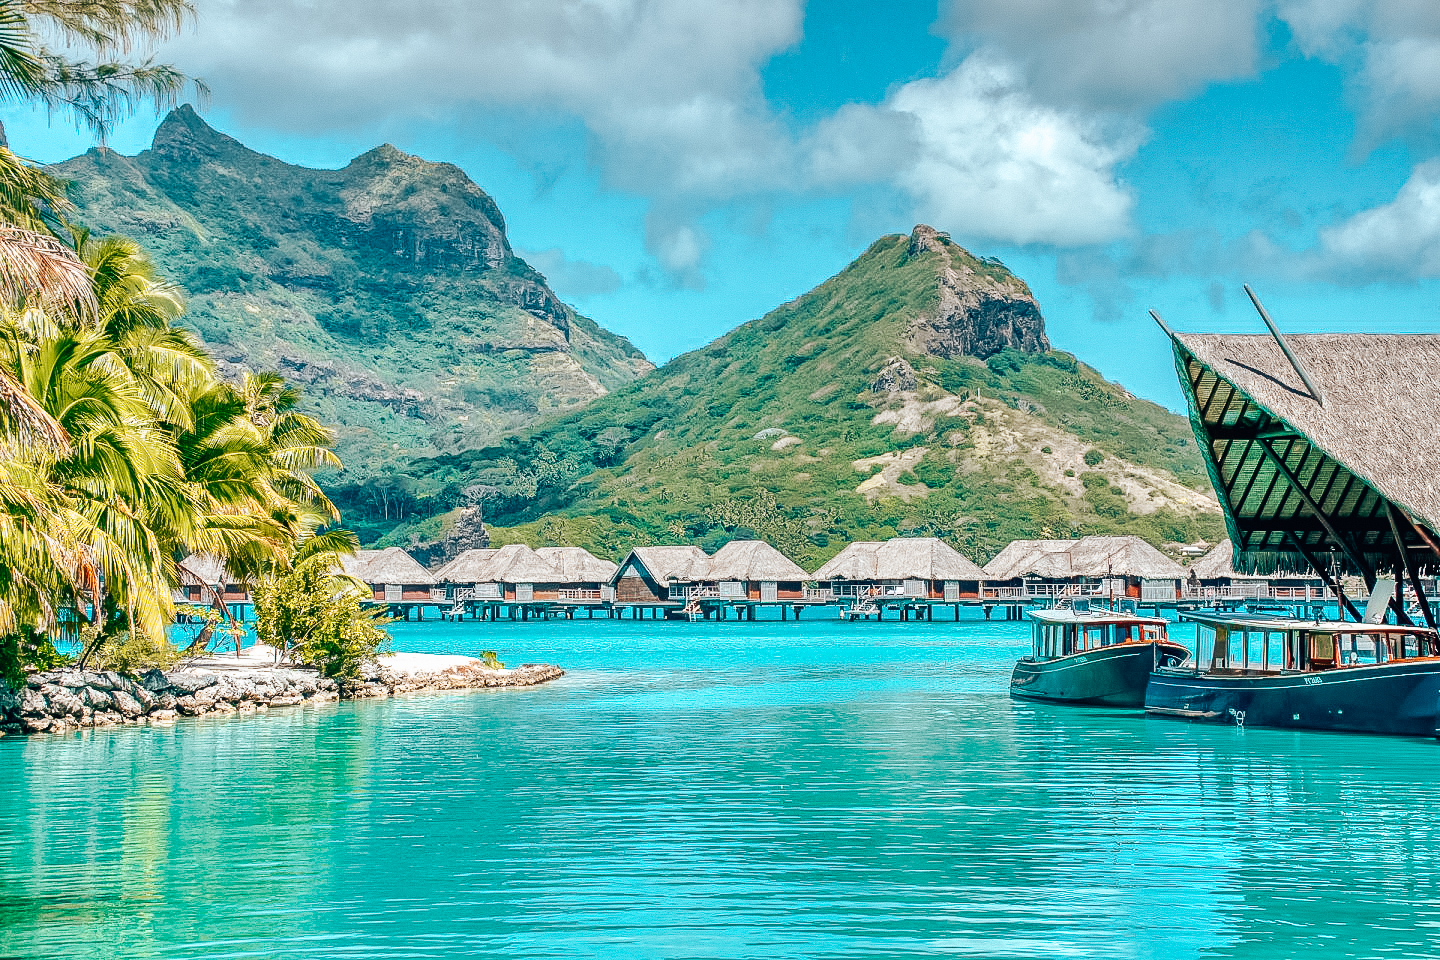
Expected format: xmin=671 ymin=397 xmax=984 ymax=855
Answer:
xmin=4 ymin=613 xmax=1440 ymax=959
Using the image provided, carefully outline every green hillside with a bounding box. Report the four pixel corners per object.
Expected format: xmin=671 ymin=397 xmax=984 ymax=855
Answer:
xmin=363 ymin=226 xmax=1223 ymax=564
xmin=51 ymin=106 xmax=652 ymax=476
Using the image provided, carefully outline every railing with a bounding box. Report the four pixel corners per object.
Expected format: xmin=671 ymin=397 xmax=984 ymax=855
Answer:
xmin=430 ymin=586 xmax=447 ymax=601
xmin=804 ymin=587 xmax=836 ymax=602
xmin=558 ymin=588 xmax=604 ymax=602
xmin=1180 ymin=584 xmax=1334 ymax=601
xmin=668 ymin=585 xmax=722 ymax=602
xmin=982 ymin=586 xmax=1027 ymax=600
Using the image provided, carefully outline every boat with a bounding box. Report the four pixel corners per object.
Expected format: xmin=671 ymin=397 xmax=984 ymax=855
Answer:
xmin=1145 ymin=613 xmax=1440 ymax=736
xmin=1010 ymin=608 xmax=1189 ymax=706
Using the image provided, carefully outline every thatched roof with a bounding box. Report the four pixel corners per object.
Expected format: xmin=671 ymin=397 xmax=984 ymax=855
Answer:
xmin=813 ymin=538 xmax=987 ymax=581
xmin=484 ymin=544 xmax=564 ymax=583
xmin=616 ymin=545 xmax=711 ymax=584
xmin=984 ymin=536 xmax=1185 ymax=580
xmin=1169 ymin=331 xmax=1440 ymax=574
xmin=535 ymin=546 xmax=618 ymax=583
xmin=432 ymin=548 xmax=497 ymax=584
xmin=177 ymin=553 xmax=234 ymax=586
xmin=1190 ymin=538 xmax=1315 ymax=581
xmin=341 ymin=547 xmax=434 ymax=585
xmin=706 ymin=540 xmax=808 ymax=581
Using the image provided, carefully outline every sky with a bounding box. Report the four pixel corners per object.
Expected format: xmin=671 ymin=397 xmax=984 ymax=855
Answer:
xmin=6 ymin=0 xmax=1440 ymax=411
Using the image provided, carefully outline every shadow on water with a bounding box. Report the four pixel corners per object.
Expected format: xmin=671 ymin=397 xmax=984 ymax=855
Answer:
xmin=2 ymin=618 xmax=1438 ymax=959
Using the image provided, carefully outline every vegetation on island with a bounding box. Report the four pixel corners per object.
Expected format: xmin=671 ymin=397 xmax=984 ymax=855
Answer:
xmin=359 ymin=233 xmax=1224 ymax=566
xmin=0 ymin=0 xmax=382 ymax=682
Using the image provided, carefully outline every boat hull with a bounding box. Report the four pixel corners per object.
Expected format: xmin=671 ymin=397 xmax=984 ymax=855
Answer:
xmin=1144 ymin=660 xmax=1440 ymax=737
xmin=1010 ymin=642 xmax=1189 ymax=707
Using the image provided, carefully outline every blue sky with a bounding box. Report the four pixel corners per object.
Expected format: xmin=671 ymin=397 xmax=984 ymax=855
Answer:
xmin=6 ymin=0 xmax=1440 ymax=411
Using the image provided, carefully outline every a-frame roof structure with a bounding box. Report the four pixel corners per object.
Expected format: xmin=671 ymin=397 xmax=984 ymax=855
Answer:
xmin=1164 ymin=324 xmax=1440 ymax=625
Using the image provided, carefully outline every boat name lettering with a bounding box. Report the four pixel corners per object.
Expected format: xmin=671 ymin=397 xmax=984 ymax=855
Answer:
xmin=1303 ymin=676 xmax=1323 ymax=686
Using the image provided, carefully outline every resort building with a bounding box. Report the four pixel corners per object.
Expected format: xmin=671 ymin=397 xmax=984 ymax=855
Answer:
xmin=341 ymin=547 xmax=437 ymax=605
xmin=434 ymin=544 xmax=619 ymax=605
xmin=176 ymin=553 xmax=251 ymax=609
xmin=534 ymin=547 xmax=620 ymax=603
xmin=610 ymin=545 xmax=711 ymax=605
xmin=1158 ymin=324 xmax=1440 ymax=626
xmin=983 ymin=535 xmax=1187 ymax=603
xmin=1187 ymin=538 xmax=1326 ymax=603
xmin=701 ymin=540 xmax=810 ymax=603
xmin=812 ymin=537 xmax=987 ymax=602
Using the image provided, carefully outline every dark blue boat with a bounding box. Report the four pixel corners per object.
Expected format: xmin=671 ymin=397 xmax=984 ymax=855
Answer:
xmin=1010 ymin=609 xmax=1189 ymax=707
xmin=1145 ymin=613 xmax=1440 ymax=737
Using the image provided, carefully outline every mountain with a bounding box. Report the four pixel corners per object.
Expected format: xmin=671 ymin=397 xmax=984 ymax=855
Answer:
xmin=50 ymin=106 xmax=652 ymax=474
xmin=369 ymin=225 xmax=1223 ymax=563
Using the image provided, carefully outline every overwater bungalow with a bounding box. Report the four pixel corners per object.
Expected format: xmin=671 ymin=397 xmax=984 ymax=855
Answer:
xmin=341 ymin=547 xmax=437 ymax=609
xmin=610 ymin=545 xmax=712 ymax=607
xmin=176 ymin=553 xmax=250 ymax=612
xmin=701 ymin=540 xmax=810 ymax=603
xmin=534 ymin=547 xmax=619 ymax=603
xmin=812 ymin=537 xmax=987 ymax=603
xmin=983 ymin=535 xmax=1186 ymax=604
xmin=1187 ymin=538 xmax=1325 ymax=604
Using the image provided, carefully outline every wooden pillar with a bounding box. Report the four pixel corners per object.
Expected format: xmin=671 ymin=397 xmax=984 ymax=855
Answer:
xmin=1388 ymin=502 xmax=1436 ymax=632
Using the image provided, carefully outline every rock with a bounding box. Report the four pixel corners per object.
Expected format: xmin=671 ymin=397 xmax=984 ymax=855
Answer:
xmin=81 ymin=687 xmax=113 ymax=711
xmin=48 ymin=689 xmax=83 ymax=718
xmin=101 ymin=670 xmax=126 ymax=691
xmin=21 ymin=715 xmax=52 ymax=733
xmin=871 ymin=357 xmax=918 ymax=393
xmin=0 ymin=686 xmax=20 ymax=713
xmin=111 ymin=690 xmax=143 ymax=718
xmin=17 ymin=688 xmax=48 ymax=717
xmin=81 ymin=671 xmax=112 ymax=690
xmin=192 ymin=686 xmax=220 ymax=707
xmin=138 ymin=668 xmax=170 ymax=693
xmin=156 ymin=693 xmax=177 ymax=711
xmin=211 ymin=701 xmax=236 ymax=714
xmin=133 ymin=685 xmax=154 ymax=709
xmin=56 ymin=670 xmax=85 ymax=688
xmin=148 ymin=709 xmax=177 ymax=724
xmin=173 ymin=695 xmax=199 ymax=715
xmin=166 ymin=670 xmax=219 ymax=694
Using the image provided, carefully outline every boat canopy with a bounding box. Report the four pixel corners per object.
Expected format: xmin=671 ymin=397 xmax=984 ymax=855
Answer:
xmin=1181 ymin=612 xmax=1438 ymax=674
xmin=1030 ymin=610 xmax=1168 ymax=659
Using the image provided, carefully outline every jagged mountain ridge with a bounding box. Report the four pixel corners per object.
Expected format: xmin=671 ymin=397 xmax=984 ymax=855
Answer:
xmin=374 ymin=226 xmax=1222 ymax=562
xmin=50 ymin=106 xmax=652 ymax=474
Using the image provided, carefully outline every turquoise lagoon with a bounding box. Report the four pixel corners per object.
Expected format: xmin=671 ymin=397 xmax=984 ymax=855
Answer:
xmin=3 ymin=613 xmax=1440 ymax=958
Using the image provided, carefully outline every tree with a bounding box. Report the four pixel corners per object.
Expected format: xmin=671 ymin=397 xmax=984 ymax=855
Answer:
xmin=252 ymin=543 xmax=390 ymax=681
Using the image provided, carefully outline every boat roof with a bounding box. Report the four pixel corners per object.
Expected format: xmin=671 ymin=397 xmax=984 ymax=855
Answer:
xmin=1027 ymin=609 xmax=1168 ymax=626
xmin=1182 ymin=611 xmax=1436 ymax=634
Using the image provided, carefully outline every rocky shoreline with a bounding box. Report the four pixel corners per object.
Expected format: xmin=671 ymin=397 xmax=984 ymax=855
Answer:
xmin=0 ymin=660 xmax=564 ymax=735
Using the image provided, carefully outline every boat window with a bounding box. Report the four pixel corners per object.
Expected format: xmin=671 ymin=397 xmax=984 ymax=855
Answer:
xmin=1310 ymin=633 xmax=1336 ymax=669
xmin=1339 ymin=633 xmax=1380 ymax=666
xmin=1194 ymin=624 xmax=1217 ymax=668
xmin=1083 ymin=625 xmax=1105 ymax=651
xmin=1402 ymin=633 xmax=1424 ymax=659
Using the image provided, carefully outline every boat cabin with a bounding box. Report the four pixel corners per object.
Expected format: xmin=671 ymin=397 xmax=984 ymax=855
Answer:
xmin=1184 ymin=613 xmax=1440 ymax=675
xmin=1029 ymin=609 xmax=1169 ymax=660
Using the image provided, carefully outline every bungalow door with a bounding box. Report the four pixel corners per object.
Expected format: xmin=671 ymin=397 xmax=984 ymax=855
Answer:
xmin=384 ymin=584 xmax=402 ymax=603
xmin=943 ymin=580 xmax=959 ymax=601
xmin=760 ymin=581 xmax=778 ymax=603
xmin=903 ymin=579 xmax=925 ymax=597
xmin=515 ymin=583 xmax=534 ymax=602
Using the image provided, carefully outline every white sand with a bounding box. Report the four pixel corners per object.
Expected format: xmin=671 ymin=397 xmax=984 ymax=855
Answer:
xmin=188 ymin=644 xmax=481 ymax=676
xmin=378 ymin=651 xmax=480 ymax=676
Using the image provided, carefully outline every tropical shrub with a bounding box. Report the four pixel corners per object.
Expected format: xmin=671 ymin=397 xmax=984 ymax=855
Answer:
xmin=253 ymin=554 xmax=390 ymax=681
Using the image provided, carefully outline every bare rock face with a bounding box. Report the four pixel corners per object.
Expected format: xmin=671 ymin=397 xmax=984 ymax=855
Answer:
xmin=872 ymin=357 xmax=918 ymax=393
xmin=904 ymin=225 xmax=1050 ymax=360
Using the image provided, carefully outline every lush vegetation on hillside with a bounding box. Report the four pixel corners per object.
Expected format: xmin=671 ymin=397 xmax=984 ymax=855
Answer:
xmin=51 ymin=109 xmax=651 ymax=478
xmin=354 ymin=234 xmax=1222 ymax=565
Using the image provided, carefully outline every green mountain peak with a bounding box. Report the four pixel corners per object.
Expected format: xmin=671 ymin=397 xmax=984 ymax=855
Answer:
xmin=372 ymin=227 xmax=1222 ymax=564
xmin=53 ymin=107 xmax=652 ymax=477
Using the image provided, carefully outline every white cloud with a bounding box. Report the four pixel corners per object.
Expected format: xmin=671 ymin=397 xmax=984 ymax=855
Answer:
xmin=515 ymin=247 xmax=622 ymax=299
xmin=174 ymin=0 xmax=801 ymax=199
xmin=1318 ymin=158 xmax=1440 ymax=278
xmin=939 ymin=0 xmax=1265 ymax=110
xmin=1279 ymin=0 xmax=1440 ymax=143
xmin=880 ymin=55 xmax=1140 ymax=246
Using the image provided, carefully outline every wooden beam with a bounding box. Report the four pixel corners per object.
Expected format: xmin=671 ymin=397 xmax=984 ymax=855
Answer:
xmin=1256 ymin=437 xmax=1372 ymax=582
xmin=1285 ymin=532 xmax=1363 ymax=622
xmin=1388 ymin=502 xmax=1435 ymax=631
xmin=1401 ymin=509 xmax=1440 ymax=562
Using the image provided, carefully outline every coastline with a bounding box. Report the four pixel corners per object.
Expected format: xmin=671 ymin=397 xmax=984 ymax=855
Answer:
xmin=0 ymin=651 xmax=564 ymax=736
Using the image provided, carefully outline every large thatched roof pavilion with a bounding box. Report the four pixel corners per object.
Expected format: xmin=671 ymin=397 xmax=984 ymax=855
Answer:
xmin=1158 ymin=317 xmax=1440 ymax=626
